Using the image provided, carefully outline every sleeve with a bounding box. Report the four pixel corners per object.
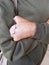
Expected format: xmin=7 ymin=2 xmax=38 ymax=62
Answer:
xmin=0 ymin=0 xmax=34 ymax=62
xmin=0 ymin=1 xmax=17 ymax=62
xmin=34 ymin=22 xmax=49 ymax=44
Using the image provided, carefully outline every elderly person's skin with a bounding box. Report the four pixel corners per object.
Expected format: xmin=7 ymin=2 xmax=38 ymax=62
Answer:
xmin=9 ymin=16 xmax=36 ymax=41
xmin=9 ymin=16 xmax=49 ymax=42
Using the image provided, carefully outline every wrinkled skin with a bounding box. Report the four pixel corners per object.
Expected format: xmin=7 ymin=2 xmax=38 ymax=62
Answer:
xmin=9 ymin=16 xmax=36 ymax=41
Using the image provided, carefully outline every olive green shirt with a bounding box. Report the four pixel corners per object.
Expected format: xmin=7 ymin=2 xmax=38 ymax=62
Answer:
xmin=0 ymin=0 xmax=49 ymax=65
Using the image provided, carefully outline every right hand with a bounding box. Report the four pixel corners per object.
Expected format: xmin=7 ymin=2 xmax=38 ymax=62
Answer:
xmin=47 ymin=19 xmax=49 ymax=24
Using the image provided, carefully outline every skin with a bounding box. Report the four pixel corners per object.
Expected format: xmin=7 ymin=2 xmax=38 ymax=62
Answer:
xmin=9 ymin=16 xmax=36 ymax=41
xmin=9 ymin=16 xmax=49 ymax=42
xmin=47 ymin=19 xmax=49 ymax=24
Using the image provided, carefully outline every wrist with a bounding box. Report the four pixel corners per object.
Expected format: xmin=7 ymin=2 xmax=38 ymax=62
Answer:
xmin=30 ymin=22 xmax=36 ymax=37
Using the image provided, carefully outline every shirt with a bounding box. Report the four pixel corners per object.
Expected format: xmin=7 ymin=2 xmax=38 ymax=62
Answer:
xmin=0 ymin=0 xmax=49 ymax=65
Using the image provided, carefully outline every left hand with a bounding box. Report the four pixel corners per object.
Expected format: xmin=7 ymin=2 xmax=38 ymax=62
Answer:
xmin=9 ymin=16 xmax=36 ymax=41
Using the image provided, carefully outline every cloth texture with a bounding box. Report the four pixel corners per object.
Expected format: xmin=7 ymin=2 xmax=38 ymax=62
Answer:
xmin=0 ymin=0 xmax=49 ymax=65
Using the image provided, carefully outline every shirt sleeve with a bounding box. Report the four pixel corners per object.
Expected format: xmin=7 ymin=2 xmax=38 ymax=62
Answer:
xmin=0 ymin=0 xmax=17 ymax=62
xmin=34 ymin=22 xmax=49 ymax=44
xmin=0 ymin=0 xmax=34 ymax=62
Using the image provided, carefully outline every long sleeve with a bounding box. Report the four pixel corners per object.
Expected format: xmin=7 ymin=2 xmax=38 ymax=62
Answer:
xmin=34 ymin=22 xmax=49 ymax=44
xmin=0 ymin=0 xmax=34 ymax=62
xmin=16 ymin=0 xmax=49 ymax=45
xmin=0 ymin=0 xmax=16 ymax=62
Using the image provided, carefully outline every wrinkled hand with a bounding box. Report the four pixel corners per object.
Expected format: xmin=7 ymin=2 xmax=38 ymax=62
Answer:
xmin=9 ymin=16 xmax=36 ymax=41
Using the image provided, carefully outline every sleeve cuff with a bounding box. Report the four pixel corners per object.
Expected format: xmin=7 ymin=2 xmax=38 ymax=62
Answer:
xmin=34 ymin=23 xmax=47 ymax=41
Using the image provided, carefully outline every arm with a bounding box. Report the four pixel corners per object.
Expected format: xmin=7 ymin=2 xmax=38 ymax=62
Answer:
xmin=10 ymin=16 xmax=49 ymax=45
xmin=33 ymin=21 xmax=49 ymax=44
xmin=0 ymin=0 xmax=35 ymax=62
xmin=0 ymin=0 xmax=16 ymax=62
xmin=9 ymin=16 xmax=49 ymax=57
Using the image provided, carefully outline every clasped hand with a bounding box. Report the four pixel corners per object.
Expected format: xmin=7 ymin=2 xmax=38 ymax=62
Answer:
xmin=9 ymin=16 xmax=36 ymax=41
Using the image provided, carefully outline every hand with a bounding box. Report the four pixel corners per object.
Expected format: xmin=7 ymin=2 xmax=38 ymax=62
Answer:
xmin=47 ymin=19 xmax=49 ymax=24
xmin=9 ymin=16 xmax=36 ymax=41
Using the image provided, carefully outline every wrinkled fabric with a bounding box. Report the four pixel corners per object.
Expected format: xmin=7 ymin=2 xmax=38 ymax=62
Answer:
xmin=0 ymin=0 xmax=49 ymax=65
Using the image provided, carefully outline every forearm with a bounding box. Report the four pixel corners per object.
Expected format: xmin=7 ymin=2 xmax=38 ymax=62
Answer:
xmin=28 ymin=22 xmax=36 ymax=37
xmin=32 ymin=20 xmax=49 ymax=44
xmin=0 ymin=2 xmax=36 ymax=62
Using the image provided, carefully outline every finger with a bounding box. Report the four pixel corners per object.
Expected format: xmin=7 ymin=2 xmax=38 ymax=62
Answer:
xmin=12 ymin=34 xmax=19 ymax=41
xmin=13 ymin=16 xmax=19 ymax=24
xmin=13 ymin=38 xmax=18 ymax=41
xmin=13 ymin=36 xmax=21 ymax=41
xmin=9 ymin=25 xmax=16 ymax=36
xmin=13 ymin=16 xmax=23 ymax=24
xmin=10 ymin=28 xmax=18 ymax=38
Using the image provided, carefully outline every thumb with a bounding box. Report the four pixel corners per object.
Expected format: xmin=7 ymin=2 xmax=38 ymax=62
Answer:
xmin=13 ymin=16 xmax=21 ymax=24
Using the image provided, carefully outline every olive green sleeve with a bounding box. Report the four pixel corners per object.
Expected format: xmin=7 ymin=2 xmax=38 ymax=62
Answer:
xmin=34 ymin=22 xmax=49 ymax=44
xmin=0 ymin=0 xmax=34 ymax=62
